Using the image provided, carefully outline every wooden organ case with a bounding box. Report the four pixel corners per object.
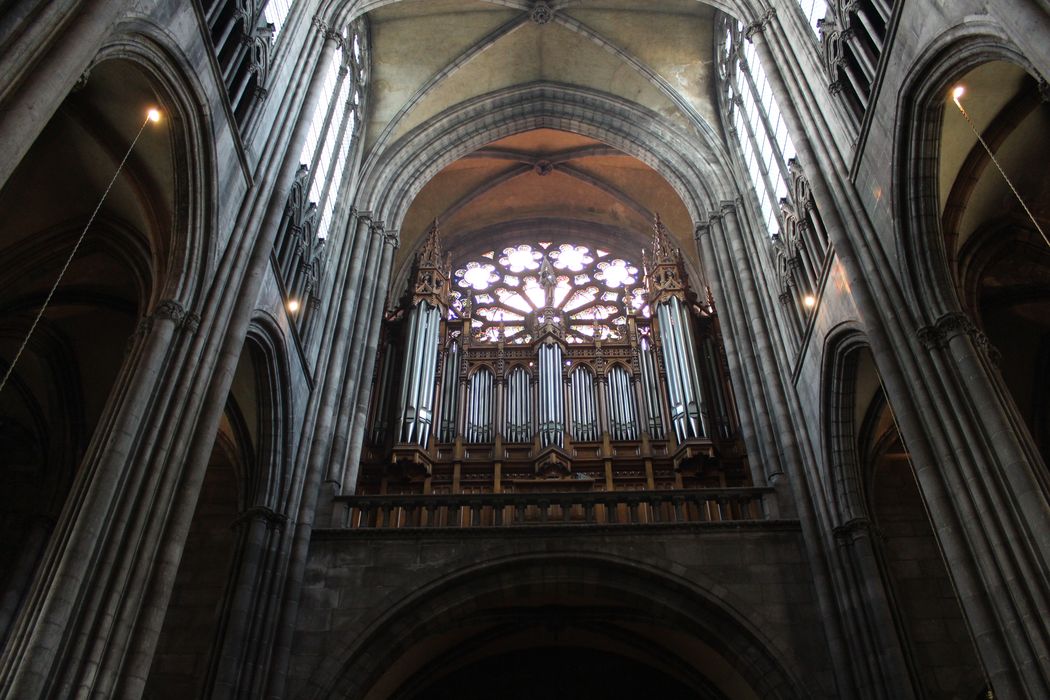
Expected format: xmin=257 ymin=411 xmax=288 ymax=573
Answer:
xmin=360 ymin=217 xmax=749 ymax=497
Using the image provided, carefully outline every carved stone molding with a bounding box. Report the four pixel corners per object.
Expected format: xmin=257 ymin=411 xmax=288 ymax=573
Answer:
xmin=72 ymin=70 xmax=91 ymax=92
xmin=530 ymin=1 xmax=554 ymax=24
xmin=916 ymin=324 xmax=943 ymax=351
xmin=832 ymin=517 xmax=873 ymax=543
xmin=533 ymin=159 xmax=554 ymax=176
xmin=917 ymin=312 xmax=1001 ymax=364
xmin=183 ymin=312 xmax=202 ymax=335
xmin=744 ymin=8 xmax=775 ymax=40
xmin=127 ymin=300 xmax=189 ymax=353
xmin=233 ymin=505 xmax=288 ymax=531
xmin=154 ymin=299 xmax=186 ymax=323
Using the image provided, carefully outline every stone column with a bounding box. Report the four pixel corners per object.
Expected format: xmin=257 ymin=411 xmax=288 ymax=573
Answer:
xmin=750 ymin=13 xmax=1050 ymax=695
xmin=342 ymin=231 xmax=399 ymax=488
xmin=323 ymin=216 xmax=382 ymax=487
xmin=0 ymin=299 xmax=189 ymax=697
xmin=700 ymin=207 xmax=781 ymax=484
xmin=115 ymin=23 xmax=340 ymax=697
xmin=264 ymin=227 xmax=396 ymax=699
xmin=205 ymin=507 xmax=286 ymax=698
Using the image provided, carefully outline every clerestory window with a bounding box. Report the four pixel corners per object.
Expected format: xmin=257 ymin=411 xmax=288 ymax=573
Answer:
xmin=298 ymin=21 xmax=367 ymax=239
xmin=718 ymin=18 xmax=796 ymax=237
xmin=796 ymin=0 xmax=829 ymax=36
xmin=263 ymin=0 xmax=294 ymax=37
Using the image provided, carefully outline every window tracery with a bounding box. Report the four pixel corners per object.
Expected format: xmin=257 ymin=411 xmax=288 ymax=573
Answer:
xmin=796 ymin=0 xmax=829 ymax=36
xmin=274 ymin=19 xmax=368 ymax=337
xmin=718 ymin=16 xmax=832 ymax=343
xmin=451 ymin=242 xmax=641 ymax=345
xmin=719 ymin=18 xmax=796 ymax=238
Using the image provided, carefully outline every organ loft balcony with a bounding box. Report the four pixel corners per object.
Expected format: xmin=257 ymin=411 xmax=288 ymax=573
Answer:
xmin=344 ymin=219 xmax=783 ymax=532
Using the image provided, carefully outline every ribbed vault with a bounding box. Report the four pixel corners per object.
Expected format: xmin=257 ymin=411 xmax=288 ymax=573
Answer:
xmin=339 ymin=0 xmax=740 ymax=284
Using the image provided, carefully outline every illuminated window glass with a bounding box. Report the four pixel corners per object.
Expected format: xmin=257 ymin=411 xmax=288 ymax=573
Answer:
xmin=719 ymin=19 xmax=796 ymax=237
xmin=296 ymin=25 xmax=367 ymax=239
xmin=452 ymin=242 xmax=640 ymax=345
xmin=263 ymin=0 xmax=294 ymax=36
xmin=796 ymin=0 xmax=828 ymax=35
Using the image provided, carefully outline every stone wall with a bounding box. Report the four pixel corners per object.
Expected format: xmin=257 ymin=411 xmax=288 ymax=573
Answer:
xmin=287 ymin=522 xmax=836 ymax=699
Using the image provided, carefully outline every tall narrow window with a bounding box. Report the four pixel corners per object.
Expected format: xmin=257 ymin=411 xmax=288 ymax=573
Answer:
xmin=718 ymin=15 xmax=833 ymax=338
xmin=796 ymin=0 xmax=828 ymax=35
xmin=719 ymin=18 xmax=796 ymax=237
xmin=263 ymin=0 xmax=294 ymax=37
xmin=298 ymin=21 xmax=367 ymax=239
xmin=275 ymin=20 xmax=368 ymax=328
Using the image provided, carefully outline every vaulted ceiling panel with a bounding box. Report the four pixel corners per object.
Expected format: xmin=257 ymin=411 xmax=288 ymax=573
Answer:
xmin=444 ymin=168 xmax=647 ymax=232
xmin=386 ymin=20 xmax=685 ymax=148
xmin=566 ymin=4 xmax=718 ymax=126
xmin=366 ymin=2 xmax=520 ymax=151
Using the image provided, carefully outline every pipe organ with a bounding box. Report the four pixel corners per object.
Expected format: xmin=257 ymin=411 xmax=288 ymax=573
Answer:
xmin=364 ymin=218 xmax=749 ymax=494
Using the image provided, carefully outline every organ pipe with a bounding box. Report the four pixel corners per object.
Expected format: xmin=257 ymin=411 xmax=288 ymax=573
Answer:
xmin=643 ymin=215 xmax=708 ymax=442
xmin=438 ymin=339 xmax=460 ymax=442
xmin=656 ymin=297 xmax=707 ymax=441
xmin=394 ymin=221 xmax=451 ymax=448
xmin=466 ymin=368 xmax=493 ymax=443
xmin=638 ymin=336 xmax=665 ymax=439
xmin=396 ymin=301 xmax=441 ymax=446
xmin=504 ymin=366 xmax=532 ymax=443
xmin=570 ymin=366 xmax=598 ymax=442
xmin=605 ymin=365 xmax=638 ymax=440
xmin=537 ymin=342 xmax=564 ymax=447
xmin=370 ymin=337 xmax=394 ymax=445
xmin=703 ymin=336 xmax=731 ymax=439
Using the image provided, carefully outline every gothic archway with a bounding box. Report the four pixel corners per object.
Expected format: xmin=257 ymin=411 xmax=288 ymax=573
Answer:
xmin=309 ymin=553 xmax=809 ymax=700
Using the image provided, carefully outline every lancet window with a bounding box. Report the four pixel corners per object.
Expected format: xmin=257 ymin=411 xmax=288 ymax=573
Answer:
xmin=719 ymin=18 xmax=796 ymax=237
xmin=796 ymin=0 xmax=829 ymax=35
xmin=361 ymin=219 xmax=749 ymax=496
xmin=274 ymin=20 xmax=368 ymax=339
xmin=201 ymin=0 xmax=296 ymax=128
xmin=818 ymin=0 xmax=894 ymax=124
xmin=718 ymin=16 xmax=832 ymax=342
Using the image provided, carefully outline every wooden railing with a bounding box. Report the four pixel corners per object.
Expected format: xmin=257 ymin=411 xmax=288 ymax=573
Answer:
xmin=333 ymin=488 xmax=774 ymax=530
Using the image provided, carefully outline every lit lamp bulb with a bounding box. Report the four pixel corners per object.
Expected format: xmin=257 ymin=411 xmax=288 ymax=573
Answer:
xmin=803 ymin=294 xmax=816 ymax=309
xmin=287 ymin=299 xmax=301 ymax=313
xmin=951 ymin=85 xmax=965 ymax=102
xmin=147 ymin=108 xmax=162 ymax=123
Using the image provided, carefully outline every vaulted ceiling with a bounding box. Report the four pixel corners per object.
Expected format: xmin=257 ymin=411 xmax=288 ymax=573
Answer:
xmin=358 ymin=0 xmax=725 ymax=281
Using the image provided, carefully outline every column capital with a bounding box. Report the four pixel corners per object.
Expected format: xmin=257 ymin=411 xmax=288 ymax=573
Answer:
xmin=744 ymin=7 xmax=776 ymax=41
xmin=233 ymin=505 xmax=288 ymax=531
xmin=917 ymin=311 xmax=1002 ymax=364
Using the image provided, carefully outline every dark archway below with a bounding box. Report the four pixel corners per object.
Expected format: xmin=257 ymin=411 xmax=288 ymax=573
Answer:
xmin=408 ymin=646 xmax=702 ymax=700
